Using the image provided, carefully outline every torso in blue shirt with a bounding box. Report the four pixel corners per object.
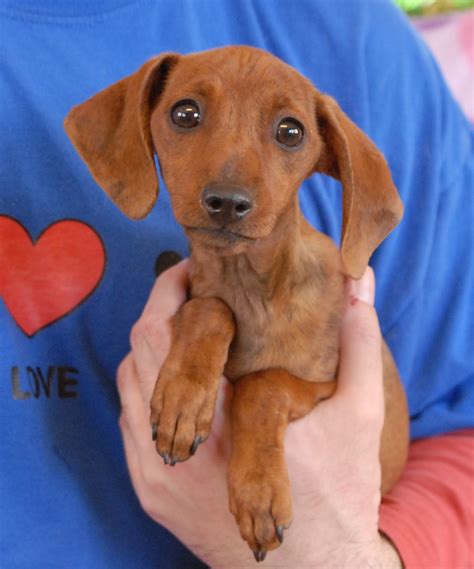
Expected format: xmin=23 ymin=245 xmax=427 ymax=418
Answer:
xmin=1 ymin=1 xmax=472 ymax=567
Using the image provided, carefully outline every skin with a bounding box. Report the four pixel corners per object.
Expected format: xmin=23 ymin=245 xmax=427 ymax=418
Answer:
xmin=146 ymin=48 xmax=408 ymax=554
xmin=64 ymin=46 xmax=409 ymax=559
xmin=118 ymin=263 xmax=403 ymax=568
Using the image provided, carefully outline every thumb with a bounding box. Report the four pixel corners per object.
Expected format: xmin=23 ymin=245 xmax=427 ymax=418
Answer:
xmin=335 ymin=268 xmax=384 ymax=413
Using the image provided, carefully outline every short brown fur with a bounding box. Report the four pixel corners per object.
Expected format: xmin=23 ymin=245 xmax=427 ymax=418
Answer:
xmin=65 ymin=46 xmax=409 ymax=559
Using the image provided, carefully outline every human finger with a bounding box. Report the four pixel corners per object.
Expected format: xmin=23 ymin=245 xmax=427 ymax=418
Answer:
xmin=141 ymin=258 xmax=189 ymax=321
xmin=334 ymin=285 xmax=384 ymax=420
xmin=117 ymin=353 xmax=156 ymax=455
xmin=130 ymin=260 xmax=189 ymax=402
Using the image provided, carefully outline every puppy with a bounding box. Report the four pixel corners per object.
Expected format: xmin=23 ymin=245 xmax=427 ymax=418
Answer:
xmin=65 ymin=46 xmax=409 ymax=560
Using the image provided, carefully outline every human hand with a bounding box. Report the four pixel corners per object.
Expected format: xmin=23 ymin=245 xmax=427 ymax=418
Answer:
xmin=117 ymin=263 xmax=402 ymax=568
xmin=280 ymin=268 xmax=403 ymax=568
xmin=117 ymin=260 xmax=243 ymax=562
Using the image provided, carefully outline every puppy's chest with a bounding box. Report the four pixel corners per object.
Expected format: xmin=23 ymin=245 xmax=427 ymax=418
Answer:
xmin=191 ymin=275 xmax=344 ymax=383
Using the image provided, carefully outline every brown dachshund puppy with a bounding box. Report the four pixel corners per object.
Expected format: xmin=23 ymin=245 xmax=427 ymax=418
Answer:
xmin=65 ymin=46 xmax=409 ymax=560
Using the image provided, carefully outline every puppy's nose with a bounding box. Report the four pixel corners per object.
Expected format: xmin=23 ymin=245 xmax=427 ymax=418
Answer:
xmin=201 ymin=185 xmax=253 ymax=223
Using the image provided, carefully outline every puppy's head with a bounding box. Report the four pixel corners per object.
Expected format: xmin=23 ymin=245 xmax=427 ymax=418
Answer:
xmin=65 ymin=46 xmax=402 ymax=278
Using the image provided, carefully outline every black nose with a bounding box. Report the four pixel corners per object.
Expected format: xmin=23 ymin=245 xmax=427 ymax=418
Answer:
xmin=201 ymin=185 xmax=253 ymax=224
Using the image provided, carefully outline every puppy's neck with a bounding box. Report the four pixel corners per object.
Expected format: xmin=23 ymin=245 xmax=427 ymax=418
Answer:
xmin=188 ymin=202 xmax=308 ymax=300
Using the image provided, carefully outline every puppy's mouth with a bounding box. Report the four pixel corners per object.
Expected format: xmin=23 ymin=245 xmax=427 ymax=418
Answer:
xmin=185 ymin=226 xmax=256 ymax=244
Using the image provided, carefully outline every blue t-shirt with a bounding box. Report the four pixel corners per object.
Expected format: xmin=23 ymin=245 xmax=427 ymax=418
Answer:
xmin=1 ymin=1 xmax=472 ymax=567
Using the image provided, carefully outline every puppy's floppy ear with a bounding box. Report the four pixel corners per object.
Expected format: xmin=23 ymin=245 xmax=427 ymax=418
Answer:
xmin=64 ymin=54 xmax=180 ymax=219
xmin=314 ymin=94 xmax=403 ymax=279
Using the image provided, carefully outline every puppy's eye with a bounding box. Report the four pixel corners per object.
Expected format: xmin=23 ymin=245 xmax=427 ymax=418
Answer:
xmin=171 ymin=100 xmax=201 ymax=129
xmin=276 ymin=118 xmax=304 ymax=147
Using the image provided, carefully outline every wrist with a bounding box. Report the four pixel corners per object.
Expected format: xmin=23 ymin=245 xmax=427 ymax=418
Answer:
xmin=378 ymin=533 xmax=404 ymax=569
xmin=348 ymin=536 xmax=402 ymax=569
xmin=206 ymin=535 xmax=403 ymax=569
xmin=323 ymin=535 xmax=402 ymax=569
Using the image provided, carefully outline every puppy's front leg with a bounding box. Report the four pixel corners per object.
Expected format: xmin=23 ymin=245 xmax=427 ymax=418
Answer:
xmin=228 ymin=369 xmax=335 ymax=560
xmin=150 ymin=298 xmax=234 ymax=465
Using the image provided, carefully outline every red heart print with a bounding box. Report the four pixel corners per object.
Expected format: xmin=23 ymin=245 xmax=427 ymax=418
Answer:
xmin=0 ymin=216 xmax=106 ymax=336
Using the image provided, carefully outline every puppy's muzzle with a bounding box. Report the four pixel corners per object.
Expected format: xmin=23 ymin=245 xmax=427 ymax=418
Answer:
xmin=201 ymin=185 xmax=253 ymax=224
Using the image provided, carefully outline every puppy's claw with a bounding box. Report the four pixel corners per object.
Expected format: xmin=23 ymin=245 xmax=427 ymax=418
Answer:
xmin=190 ymin=435 xmax=203 ymax=456
xmin=253 ymin=549 xmax=267 ymax=562
xmin=162 ymin=452 xmax=170 ymax=465
xmin=170 ymin=457 xmax=177 ymax=467
xmin=151 ymin=423 xmax=157 ymax=441
xmin=276 ymin=525 xmax=284 ymax=544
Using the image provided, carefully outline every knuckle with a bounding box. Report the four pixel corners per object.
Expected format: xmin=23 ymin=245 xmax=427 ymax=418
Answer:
xmin=116 ymin=358 xmax=130 ymax=392
xmin=129 ymin=321 xmax=145 ymax=351
xmin=138 ymin=483 xmax=163 ymax=519
xmin=138 ymin=494 xmax=155 ymax=517
xmin=143 ymin=316 xmax=169 ymax=342
xmin=141 ymin=468 xmax=161 ymax=493
xmin=118 ymin=413 xmax=127 ymax=432
xmin=130 ymin=317 xmax=169 ymax=352
xmin=119 ymin=399 xmax=133 ymax=425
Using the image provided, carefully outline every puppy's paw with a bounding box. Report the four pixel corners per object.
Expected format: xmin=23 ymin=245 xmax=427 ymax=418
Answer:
xmin=150 ymin=370 xmax=217 ymax=465
xmin=228 ymin=449 xmax=292 ymax=559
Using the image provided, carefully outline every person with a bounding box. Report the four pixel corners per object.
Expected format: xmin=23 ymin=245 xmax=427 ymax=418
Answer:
xmin=0 ymin=1 xmax=472 ymax=568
